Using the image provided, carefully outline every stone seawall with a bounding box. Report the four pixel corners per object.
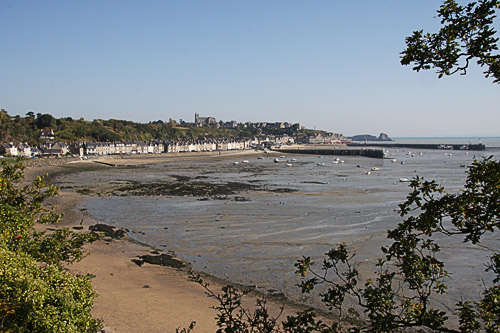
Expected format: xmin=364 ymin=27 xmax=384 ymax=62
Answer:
xmin=23 ymin=157 xmax=85 ymax=168
xmin=273 ymin=148 xmax=385 ymax=158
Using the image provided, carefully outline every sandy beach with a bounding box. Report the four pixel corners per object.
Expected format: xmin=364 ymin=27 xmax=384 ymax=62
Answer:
xmin=26 ymin=151 xmax=294 ymax=333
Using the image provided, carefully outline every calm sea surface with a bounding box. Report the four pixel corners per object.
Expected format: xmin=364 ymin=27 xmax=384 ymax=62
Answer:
xmin=393 ymin=136 xmax=500 ymax=147
xmin=62 ymin=138 xmax=500 ymax=311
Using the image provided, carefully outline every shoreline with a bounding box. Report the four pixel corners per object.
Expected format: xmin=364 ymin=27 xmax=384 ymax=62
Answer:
xmin=26 ymin=151 xmax=308 ymax=332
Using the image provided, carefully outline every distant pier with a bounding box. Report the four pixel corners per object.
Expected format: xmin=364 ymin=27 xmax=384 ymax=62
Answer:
xmin=272 ymin=147 xmax=385 ymax=159
xmin=346 ymin=143 xmax=485 ymax=151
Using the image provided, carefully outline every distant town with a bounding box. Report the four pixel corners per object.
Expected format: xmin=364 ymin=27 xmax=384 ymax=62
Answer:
xmin=192 ymin=112 xmax=304 ymax=131
xmin=0 ymin=110 xmax=391 ymax=158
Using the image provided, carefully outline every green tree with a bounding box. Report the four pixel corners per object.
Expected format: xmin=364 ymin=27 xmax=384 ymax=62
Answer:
xmin=35 ymin=113 xmax=56 ymax=129
xmin=0 ymin=159 xmax=101 ymax=332
xmin=186 ymin=2 xmax=500 ymax=331
xmin=401 ymin=0 xmax=500 ymax=83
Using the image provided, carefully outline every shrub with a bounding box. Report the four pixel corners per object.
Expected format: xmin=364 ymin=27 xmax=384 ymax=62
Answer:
xmin=0 ymin=159 xmax=101 ymax=332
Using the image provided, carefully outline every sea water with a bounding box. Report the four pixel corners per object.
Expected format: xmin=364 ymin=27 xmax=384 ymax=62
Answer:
xmin=65 ymin=140 xmax=500 ymax=311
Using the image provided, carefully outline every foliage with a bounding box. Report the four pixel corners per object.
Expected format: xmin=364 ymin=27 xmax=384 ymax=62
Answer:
xmin=176 ymin=321 xmax=197 ymax=333
xmin=189 ymin=273 xmax=350 ymax=332
xmin=0 ymin=109 xmax=322 ymax=145
xmin=0 ymin=248 xmax=101 ymax=332
xmin=190 ymin=273 xmax=285 ymax=333
xmin=401 ymin=0 xmax=500 ymax=83
xmin=0 ymin=159 xmax=101 ymax=332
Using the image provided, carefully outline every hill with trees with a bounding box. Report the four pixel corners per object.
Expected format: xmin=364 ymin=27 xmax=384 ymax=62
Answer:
xmin=0 ymin=109 xmax=327 ymax=145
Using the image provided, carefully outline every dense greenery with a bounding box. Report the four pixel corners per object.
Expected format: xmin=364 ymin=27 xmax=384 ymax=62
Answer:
xmin=0 ymin=110 xmax=320 ymax=146
xmin=0 ymin=159 xmax=101 ymax=332
xmin=401 ymin=0 xmax=499 ymax=83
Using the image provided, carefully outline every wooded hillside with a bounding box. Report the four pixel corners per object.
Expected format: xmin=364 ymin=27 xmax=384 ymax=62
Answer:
xmin=0 ymin=110 xmax=319 ymax=145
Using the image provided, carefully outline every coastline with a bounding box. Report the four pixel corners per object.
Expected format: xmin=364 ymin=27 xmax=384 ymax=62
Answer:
xmin=19 ymin=145 xmax=489 ymax=331
xmin=26 ymin=151 xmax=298 ymax=332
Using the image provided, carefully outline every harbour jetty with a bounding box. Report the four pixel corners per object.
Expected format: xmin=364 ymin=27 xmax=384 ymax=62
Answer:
xmin=347 ymin=143 xmax=486 ymax=151
xmin=272 ymin=147 xmax=385 ymax=159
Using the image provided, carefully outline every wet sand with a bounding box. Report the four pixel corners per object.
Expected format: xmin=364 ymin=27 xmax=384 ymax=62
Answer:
xmin=26 ymin=148 xmax=499 ymax=330
xmin=25 ymin=151 xmax=296 ymax=333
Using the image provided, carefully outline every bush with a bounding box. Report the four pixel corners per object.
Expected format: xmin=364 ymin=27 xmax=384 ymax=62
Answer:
xmin=0 ymin=247 xmax=100 ymax=332
xmin=0 ymin=159 xmax=101 ymax=332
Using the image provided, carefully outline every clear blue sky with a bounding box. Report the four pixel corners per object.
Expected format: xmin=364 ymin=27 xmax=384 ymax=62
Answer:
xmin=1 ymin=1 xmax=498 ymax=137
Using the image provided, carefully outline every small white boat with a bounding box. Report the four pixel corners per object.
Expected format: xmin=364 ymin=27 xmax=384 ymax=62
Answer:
xmin=280 ymin=155 xmax=286 ymax=158
xmin=233 ymin=162 xmax=239 ymax=165
xmin=401 ymin=161 xmax=405 ymax=165
xmin=286 ymin=163 xmax=293 ymax=167
xmin=242 ymin=160 xmax=249 ymax=163
xmin=332 ymin=160 xmax=339 ymax=164
xmin=391 ymin=159 xmax=397 ymax=163
xmin=399 ymin=178 xmax=410 ymax=182
xmin=366 ymin=171 xmax=372 ymax=175
xmin=289 ymin=158 xmax=297 ymax=161
xmin=317 ymin=162 xmax=325 ymax=166
xmin=371 ymin=167 xmax=379 ymax=171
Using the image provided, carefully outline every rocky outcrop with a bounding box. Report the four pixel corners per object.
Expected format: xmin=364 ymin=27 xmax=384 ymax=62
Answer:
xmin=349 ymin=133 xmax=392 ymax=142
xmin=89 ymin=223 xmax=127 ymax=239
xmin=377 ymin=133 xmax=392 ymax=141
xmin=132 ymin=253 xmax=186 ymax=268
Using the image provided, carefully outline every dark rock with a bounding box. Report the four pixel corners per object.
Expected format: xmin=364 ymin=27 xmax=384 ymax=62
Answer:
xmin=377 ymin=133 xmax=392 ymax=141
xmin=350 ymin=134 xmax=378 ymax=142
xmin=349 ymin=133 xmax=392 ymax=142
xmin=89 ymin=224 xmax=127 ymax=239
xmin=132 ymin=253 xmax=186 ymax=268
xmin=131 ymin=259 xmax=144 ymax=267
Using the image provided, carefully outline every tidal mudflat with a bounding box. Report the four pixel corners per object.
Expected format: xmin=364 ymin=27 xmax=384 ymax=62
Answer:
xmin=54 ymin=149 xmax=500 ymax=311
